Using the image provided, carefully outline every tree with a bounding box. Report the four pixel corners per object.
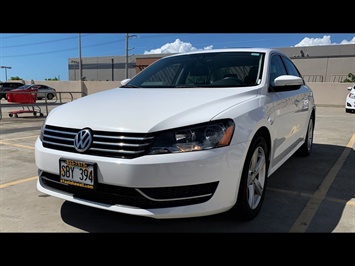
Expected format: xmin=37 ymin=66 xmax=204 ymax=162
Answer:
xmin=10 ymin=76 xmax=24 ymax=81
xmin=343 ymin=73 xmax=355 ymax=83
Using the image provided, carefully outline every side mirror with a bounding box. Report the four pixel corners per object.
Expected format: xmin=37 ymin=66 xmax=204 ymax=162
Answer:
xmin=270 ymin=75 xmax=303 ymax=92
xmin=273 ymin=75 xmax=303 ymax=87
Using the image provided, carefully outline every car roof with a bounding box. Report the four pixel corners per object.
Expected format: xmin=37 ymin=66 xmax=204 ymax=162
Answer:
xmin=163 ymin=47 xmax=283 ymax=58
xmin=0 ymin=81 xmax=23 ymax=84
xmin=30 ymin=84 xmax=50 ymax=87
xmin=0 ymin=82 xmax=24 ymax=86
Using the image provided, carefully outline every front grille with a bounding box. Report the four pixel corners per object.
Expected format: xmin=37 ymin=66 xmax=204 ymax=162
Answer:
xmin=39 ymin=172 xmax=219 ymax=209
xmin=42 ymin=125 xmax=155 ymax=159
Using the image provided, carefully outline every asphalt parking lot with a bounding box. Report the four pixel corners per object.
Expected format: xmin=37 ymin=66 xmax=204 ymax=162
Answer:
xmin=0 ymin=104 xmax=354 ymax=233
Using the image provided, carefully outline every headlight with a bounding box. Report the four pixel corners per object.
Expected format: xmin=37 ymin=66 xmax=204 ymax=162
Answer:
xmin=348 ymin=93 xmax=355 ymax=99
xmin=149 ymin=119 xmax=235 ymax=154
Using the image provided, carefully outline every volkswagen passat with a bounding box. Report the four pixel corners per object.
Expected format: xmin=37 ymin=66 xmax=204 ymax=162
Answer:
xmin=35 ymin=48 xmax=316 ymax=221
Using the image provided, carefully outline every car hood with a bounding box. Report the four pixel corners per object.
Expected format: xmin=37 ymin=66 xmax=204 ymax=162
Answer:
xmin=46 ymin=87 xmax=257 ymax=132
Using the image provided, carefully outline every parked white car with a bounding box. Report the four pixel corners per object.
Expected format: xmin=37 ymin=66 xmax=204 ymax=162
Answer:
xmin=345 ymin=84 xmax=355 ymax=113
xmin=35 ymin=48 xmax=316 ymax=221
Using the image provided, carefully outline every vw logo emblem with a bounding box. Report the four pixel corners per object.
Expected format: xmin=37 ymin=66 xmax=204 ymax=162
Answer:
xmin=74 ymin=129 xmax=92 ymax=152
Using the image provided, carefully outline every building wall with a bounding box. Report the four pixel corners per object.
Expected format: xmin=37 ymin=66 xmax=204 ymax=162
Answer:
xmin=279 ymin=44 xmax=355 ymax=82
xmin=291 ymin=57 xmax=354 ymax=82
xmin=135 ymin=57 xmax=162 ymax=73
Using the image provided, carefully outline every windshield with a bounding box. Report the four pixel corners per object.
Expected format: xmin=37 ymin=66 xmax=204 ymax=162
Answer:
xmin=122 ymin=51 xmax=265 ymax=88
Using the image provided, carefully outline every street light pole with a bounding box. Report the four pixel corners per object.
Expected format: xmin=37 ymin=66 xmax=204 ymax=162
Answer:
xmin=0 ymin=66 xmax=11 ymax=81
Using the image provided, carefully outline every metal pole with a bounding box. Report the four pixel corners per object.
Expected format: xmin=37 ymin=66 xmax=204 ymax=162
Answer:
xmin=1 ymin=66 xmax=11 ymax=81
xmin=111 ymin=58 xmax=114 ymax=81
xmin=125 ymin=34 xmax=136 ymax=79
xmin=125 ymin=33 xmax=128 ymax=79
xmin=78 ymin=33 xmax=82 ymax=81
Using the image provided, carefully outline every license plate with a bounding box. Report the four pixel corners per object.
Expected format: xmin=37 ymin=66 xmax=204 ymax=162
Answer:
xmin=59 ymin=158 xmax=96 ymax=189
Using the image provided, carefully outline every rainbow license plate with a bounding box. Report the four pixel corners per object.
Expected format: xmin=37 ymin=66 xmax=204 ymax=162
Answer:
xmin=59 ymin=158 xmax=96 ymax=189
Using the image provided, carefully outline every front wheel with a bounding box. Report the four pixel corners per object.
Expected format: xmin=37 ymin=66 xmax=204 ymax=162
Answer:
xmin=230 ymin=135 xmax=269 ymax=221
xmin=296 ymin=114 xmax=314 ymax=157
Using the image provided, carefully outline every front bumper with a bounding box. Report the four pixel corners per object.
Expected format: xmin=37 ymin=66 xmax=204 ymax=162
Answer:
xmin=35 ymin=138 xmax=248 ymax=219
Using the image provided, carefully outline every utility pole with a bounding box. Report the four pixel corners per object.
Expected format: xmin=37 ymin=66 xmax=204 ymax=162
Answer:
xmin=1 ymin=66 xmax=11 ymax=81
xmin=78 ymin=33 xmax=83 ymax=81
xmin=125 ymin=33 xmax=136 ymax=79
xmin=111 ymin=58 xmax=114 ymax=81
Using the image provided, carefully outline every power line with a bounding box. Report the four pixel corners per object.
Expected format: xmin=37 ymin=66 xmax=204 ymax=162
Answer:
xmin=0 ymin=34 xmax=127 ymax=58
xmin=0 ymin=35 xmax=78 ymax=48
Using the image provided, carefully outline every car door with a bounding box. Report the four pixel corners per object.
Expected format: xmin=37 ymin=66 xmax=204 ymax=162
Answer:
xmin=281 ymin=55 xmax=311 ymax=134
xmin=268 ymin=53 xmax=308 ymax=167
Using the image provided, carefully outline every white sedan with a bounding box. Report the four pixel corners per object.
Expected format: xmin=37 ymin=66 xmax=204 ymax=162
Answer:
xmin=35 ymin=48 xmax=316 ymax=221
xmin=346 ymin=84 xmax=355 ymax=113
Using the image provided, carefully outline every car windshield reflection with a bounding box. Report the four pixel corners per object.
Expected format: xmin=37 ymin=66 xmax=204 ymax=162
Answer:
xmin=122 ymin=52 xmax=264 ymax=88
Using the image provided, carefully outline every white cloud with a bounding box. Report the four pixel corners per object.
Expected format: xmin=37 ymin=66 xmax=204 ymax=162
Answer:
xmin=143 ymin=35 xmax=355 ymax=54
xmin=144 ymin=38 xmax=213 ymax=54
xmin=295 ymin=35 xmax=332 ymax=46
xmin=340 ymin=36 xmax=355 ymax=44
xmin=295 ymin=35 xmax=355 ymax=47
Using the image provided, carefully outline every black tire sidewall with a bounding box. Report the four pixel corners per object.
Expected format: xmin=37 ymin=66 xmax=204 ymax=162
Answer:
xmin=296 ymin=115 xmax=314 ymax=157
xmin=233 ymin=135 xmax=269 ymax=221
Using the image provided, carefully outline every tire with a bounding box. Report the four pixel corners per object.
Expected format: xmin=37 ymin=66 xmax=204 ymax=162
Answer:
xmin=296 ymin=115 xmax=314 ymax=157
xmin=47 ymin=93 xmax=54 ymax=100
xmin=230 ymin=135 xmax=269 ymax=221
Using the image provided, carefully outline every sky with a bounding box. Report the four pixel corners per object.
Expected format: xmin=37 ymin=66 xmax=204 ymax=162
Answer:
xmin=0 ymin=33 xmax=354 ymax=81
